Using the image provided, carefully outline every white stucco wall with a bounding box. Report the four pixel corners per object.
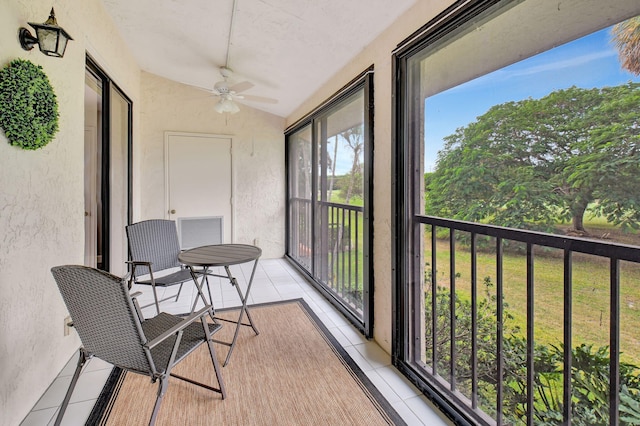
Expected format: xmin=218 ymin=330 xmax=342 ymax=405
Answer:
xmin=0 ymin=1 xmax=141 ymax=425
xmin=139 ymin=72 xmax=286 ymax=258
xmin=0 ymin=4 xmax=283 ymax=422
xmin=285 ymin=1 xmax=451 ymax=354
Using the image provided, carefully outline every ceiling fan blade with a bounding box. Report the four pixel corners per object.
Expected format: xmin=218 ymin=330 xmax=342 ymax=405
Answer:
xmin=228 ymin=81 xmax=254 ymax=93
xmin=240 ymin=94 xmax=278 ymax=104
xmin=181 ymin=82 xmax=220 ymax=96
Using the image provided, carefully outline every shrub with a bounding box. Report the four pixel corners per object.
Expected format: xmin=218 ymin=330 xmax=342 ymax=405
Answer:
xmin=424 ymin=272 xmax=640 ymax=424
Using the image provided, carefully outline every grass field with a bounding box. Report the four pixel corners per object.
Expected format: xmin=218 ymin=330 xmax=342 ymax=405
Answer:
xmin=425 ymin=224 xmax=640 ymax=365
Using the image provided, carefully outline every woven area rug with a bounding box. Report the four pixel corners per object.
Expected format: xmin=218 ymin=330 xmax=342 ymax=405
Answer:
xmin=87 ymin=299 xmax=405 ymax=425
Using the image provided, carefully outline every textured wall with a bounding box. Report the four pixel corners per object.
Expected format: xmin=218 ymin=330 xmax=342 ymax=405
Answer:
xmin=0 ymin=1 xmax=141 ymax=425
xmin=0 ymin=3 xmax=283 ymax=422
xmin=139 ymin=72 xmax=286 ymax=258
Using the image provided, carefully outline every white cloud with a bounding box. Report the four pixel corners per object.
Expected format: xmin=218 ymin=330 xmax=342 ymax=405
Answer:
xmin=507 ymin=50 xmax=617 ymax=78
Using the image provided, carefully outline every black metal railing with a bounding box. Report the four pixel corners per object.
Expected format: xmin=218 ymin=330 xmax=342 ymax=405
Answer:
xmin=289 ymin=197 xmax=312 ymax=270
xmin=317 ymin=201 xmax=364 ymax=314
xmin=416 ymin=215 xmax=640 ymax=425
xmin=289 ymin=197 xmax=365 ymax=317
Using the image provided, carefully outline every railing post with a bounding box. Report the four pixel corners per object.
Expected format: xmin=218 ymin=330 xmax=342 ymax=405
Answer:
xmin=610 ymin=258 xmax=620 ymax=426
xmin=355 ymin=210 xmax=360 ymax=307
xmin=563 ymin=249 xmax=572 ymax=425
xmin=450 ymin=229 xmax=457 ymax=390
xmin=432 ymin=224 xmax=438 ymax=375
xmin=526 ymin=243 xmax=534 ymax=426
xmin=496 ymin=237 xmax=504 ymax=425
xmin=471 ymin=232 xmax=478 ymax=410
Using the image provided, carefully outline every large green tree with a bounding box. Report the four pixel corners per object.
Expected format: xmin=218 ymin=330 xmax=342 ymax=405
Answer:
xmin=339 ymin=125 xmax=364 ymax=204
xmin=425 ymin=83 xmax=640 ymax=234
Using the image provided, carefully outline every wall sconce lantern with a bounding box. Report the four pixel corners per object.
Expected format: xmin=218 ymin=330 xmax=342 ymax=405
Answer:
xmin=19 ymin=8 xmax=73 ymax=58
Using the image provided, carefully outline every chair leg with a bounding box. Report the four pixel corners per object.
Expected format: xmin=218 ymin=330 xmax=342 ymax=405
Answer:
xmin=150 ymin=328 xmax=184 ymax=425
xmin=201 ymin=320 xmax=225 ymax=398
xmin=151 ymin=281 xmax=161 ymax=315
xmin=173 ymin=282 xmax=184 ymax=302
xmin=149 ymin=376 xmax=169 ymax=426
xmin=54 ymin=349 xmax=89 ymax=426
xmin=206 ymin=335 xmax=227 ymax=399
xmin=204 ymin=274 xmax=214 ymax=310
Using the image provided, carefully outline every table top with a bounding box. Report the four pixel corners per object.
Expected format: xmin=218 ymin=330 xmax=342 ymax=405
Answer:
xmin=178 ymin=244 xmax=262 ymax=267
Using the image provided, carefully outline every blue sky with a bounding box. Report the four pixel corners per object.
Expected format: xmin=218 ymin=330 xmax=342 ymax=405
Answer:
xmin=424 ymin=25 xmax=640 ymax=172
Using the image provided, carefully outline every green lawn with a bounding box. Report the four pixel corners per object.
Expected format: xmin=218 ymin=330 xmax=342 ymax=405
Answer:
xmin=426 ymin=230 xmax=640 ymax=366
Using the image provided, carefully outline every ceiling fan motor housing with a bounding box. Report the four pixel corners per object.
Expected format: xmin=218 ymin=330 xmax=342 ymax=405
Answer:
xmin=214 ymin=80 xmax=229 ymax=94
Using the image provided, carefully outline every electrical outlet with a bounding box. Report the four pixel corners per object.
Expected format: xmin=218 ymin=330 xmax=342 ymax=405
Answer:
xmin=64 ymin=315 xmax=72 ymax=336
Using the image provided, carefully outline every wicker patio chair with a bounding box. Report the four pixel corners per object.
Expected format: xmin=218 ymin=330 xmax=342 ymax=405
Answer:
xmin=51 ymin=265 xmax=226 ymax=426
xmin=126 ymin=219 xmax=212 ymax=315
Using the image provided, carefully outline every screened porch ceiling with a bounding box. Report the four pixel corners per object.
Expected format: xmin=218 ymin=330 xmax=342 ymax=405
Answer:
xmin=101 ymin=0 xmax=416 ymax=118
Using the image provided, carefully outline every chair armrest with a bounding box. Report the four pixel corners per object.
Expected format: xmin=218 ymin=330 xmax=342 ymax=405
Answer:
xmin=145 ymin=306 xmax=213 ymax=349
xmin=129 ymin=291 xmax=145 ymax=321
xmin=125 ymin=261 xmax=155 ymax=288
xmin=126 ymin=260 xmax=153 ymax=267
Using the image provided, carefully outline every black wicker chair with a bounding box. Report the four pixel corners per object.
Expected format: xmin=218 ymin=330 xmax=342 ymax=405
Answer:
xmin=51 ymin=265 xmax=226 ymax=426
xmin=126 ymin=219 xmax=211 ymax=314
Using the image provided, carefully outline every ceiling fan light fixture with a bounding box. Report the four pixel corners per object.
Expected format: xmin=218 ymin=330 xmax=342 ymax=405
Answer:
xmin=215 ymin=97 xmax=240 ymax=114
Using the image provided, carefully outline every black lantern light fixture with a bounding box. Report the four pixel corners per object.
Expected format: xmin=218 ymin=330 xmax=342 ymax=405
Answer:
xmin=19 ymin=8 xmax=73 ymax=58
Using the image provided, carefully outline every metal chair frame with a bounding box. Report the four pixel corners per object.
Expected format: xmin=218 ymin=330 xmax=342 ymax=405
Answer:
xmin=126 ymin=219 xmax=212 ymax=315
xmin=51 ymin=265 xmax=225 ymax=426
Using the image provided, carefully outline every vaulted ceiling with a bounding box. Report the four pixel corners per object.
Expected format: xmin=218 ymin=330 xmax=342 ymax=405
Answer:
xmin=102 ymin=0 xmax=417 ymax=117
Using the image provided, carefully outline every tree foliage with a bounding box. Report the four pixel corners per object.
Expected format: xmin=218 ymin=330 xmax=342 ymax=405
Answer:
xmin=340 ymin=126 xmax=364 ymax=204
xmin=425 ymin=83 xmax=640 ymax=233
xmin=326 ymin=125 xmax=364 ymax=204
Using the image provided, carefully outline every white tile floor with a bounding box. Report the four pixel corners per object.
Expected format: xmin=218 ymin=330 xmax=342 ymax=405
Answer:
xmin=21 ymin=258 xmax=450 ymax=426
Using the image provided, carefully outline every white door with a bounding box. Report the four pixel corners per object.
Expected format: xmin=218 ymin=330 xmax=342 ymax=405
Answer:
xmin=165 ymin=132 xmax=233 ymax=247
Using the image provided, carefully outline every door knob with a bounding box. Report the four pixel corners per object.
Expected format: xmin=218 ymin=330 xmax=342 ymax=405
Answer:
xmin=170 ymin=209 xmax=176 ymax=214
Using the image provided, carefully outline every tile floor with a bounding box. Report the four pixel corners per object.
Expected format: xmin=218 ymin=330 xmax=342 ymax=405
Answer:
xmin=20 ymin=258 xmax=449 ymax=426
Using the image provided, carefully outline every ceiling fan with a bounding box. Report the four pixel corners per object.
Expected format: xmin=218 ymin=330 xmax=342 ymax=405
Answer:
xmin=205 ymin=66 xmax=277 ymax=114
xmin=201 ymin=0 xmax=276 ymax=114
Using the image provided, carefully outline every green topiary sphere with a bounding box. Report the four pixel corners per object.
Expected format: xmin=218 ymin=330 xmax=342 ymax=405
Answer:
xmin=0 ymin=59 xmax=59 ymax=150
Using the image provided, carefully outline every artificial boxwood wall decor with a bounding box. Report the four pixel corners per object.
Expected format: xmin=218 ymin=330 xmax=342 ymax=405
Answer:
xmin=0 ymin=59 xmax=59 ymax=150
